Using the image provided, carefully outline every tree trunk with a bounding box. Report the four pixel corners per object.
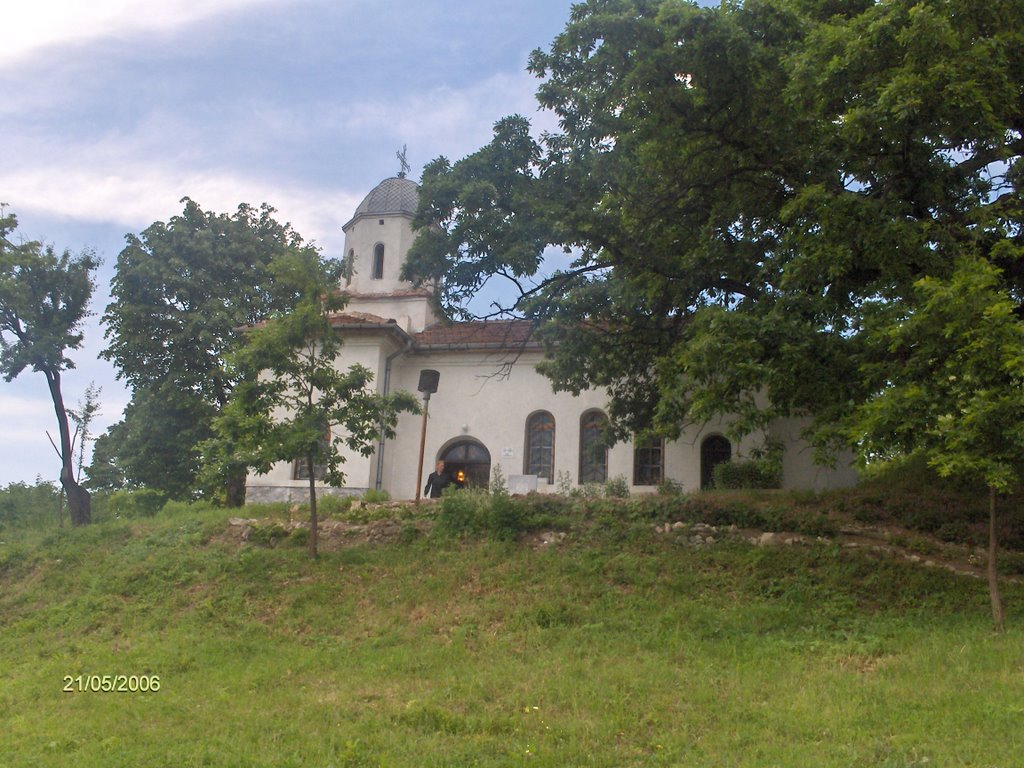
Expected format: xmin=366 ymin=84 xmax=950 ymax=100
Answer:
xmin=224 ymin=466 xmax=246 ymax=508
xmin=45 ymin=368 xmax=91 ymax=525
xmin=988 ymin=485 xmax=1005 ymax=633
xmin=307 ymin=457 xmax=318 ymax=559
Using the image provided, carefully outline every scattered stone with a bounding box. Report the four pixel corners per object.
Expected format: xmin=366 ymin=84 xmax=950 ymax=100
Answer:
xmin=538 ymin=531 xmax=567 ymax=546
xmin=757 ymin=532 xmax=777 ymax=547
xmin=672 ymin=521 xmax=686 ymax=531
xmin=228 ymin=517 xmax=253 ymax=527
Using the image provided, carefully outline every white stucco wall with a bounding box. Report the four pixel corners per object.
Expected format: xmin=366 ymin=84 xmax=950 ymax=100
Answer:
xmin=343 ymin=214 xmax=418 ymax=297
xmin=245 ymin=176 xmax=859 ymax=504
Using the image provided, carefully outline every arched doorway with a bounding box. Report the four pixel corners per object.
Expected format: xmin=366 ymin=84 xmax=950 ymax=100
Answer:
xmin=438 ymin=439 xmax=491 ymax=489
xmin=701 ymin=435 xmax=731 ymax=490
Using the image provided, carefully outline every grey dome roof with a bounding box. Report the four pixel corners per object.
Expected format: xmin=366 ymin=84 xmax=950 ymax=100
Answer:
xmin=348 ymin=176 xmax=419 ymax=225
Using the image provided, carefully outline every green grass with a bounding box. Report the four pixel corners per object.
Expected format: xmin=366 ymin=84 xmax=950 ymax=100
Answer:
xmin=1 ymin=503 xmax=1022 ymax=767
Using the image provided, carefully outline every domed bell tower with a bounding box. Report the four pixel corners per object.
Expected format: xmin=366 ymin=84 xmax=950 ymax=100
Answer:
xmin=340 ymin=157 xmax=436 ymax=333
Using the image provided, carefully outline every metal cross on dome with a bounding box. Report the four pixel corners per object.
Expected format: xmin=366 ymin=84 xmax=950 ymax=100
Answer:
xmin=396 ymin=145 xmax=410 ymax=178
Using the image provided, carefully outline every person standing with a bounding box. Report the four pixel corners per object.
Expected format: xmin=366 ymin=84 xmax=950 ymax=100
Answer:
xmin=424 ymin=460 xmax=452 ymax=499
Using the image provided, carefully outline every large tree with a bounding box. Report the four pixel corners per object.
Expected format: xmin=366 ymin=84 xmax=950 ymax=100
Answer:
xmin=403 ymin=0 xmax=1023 ymax=449
xmin=100 ymin=198 xmax=320 ymax=504
xmin=209 ymin=251 xmax=418 ymax=557
xmin=0 ymin=210 xmax=97 ymax=525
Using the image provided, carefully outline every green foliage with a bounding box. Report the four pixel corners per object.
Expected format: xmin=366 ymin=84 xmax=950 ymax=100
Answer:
xmin=361 ymin=489 xmax=391 ymax=504
xmin=603 ymin=475 xmax=629 ymax=499
xmin=247 ymin=522 xmax=289 ymax=546
xmin=403 ymin=0 xmax=1024 ymax=465
xmin=0 ymin=210 xmax=97 ymax=524
xmin=0 ymin=480 xmax=62 ymax=529
xmin=712 ymin=459 xmax=784 ymax=490
xmin=435 ymin=485 xmax=525 ymax=541
xmin=854 ymin=257 xmax=1024 ymax=493
xmin=657 ymin=478 xmax=684 ymax=496
xmin=435 ymin=487 xmax=489 ymax=537
xmin=100 ymin=199 xmax=320 ymax=501
xmin=287 ymin=526 xmax=310 ymax=547
xmin=208 ymin=250 xmax=418 ymax=554
xmin=87 ymin=385 xmax=214 ymax=498
xmin=316 ymin=494 xmax=355 ymax=517
xmin=489 ymin=464 xmax=507 ymax=496
xmin=104 ymin=488 xmax=168 ymax=519
xmin=210 ymin=250 xmax=419 ymax=498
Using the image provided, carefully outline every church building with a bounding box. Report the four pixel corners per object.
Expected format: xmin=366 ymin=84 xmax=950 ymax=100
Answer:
xmin=244 ymin=173 xmax=857 ymax=503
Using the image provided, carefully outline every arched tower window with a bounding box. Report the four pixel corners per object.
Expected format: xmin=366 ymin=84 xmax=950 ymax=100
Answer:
xmin=701 ymin=435 xmax=731 ymax=489
xmin=524 ymin=411 xmax=555 ymax=484
xmin=579 ymin=410 xmax=608 ymax=484
xmin=372 ymin=243 xmax=385 ymax=280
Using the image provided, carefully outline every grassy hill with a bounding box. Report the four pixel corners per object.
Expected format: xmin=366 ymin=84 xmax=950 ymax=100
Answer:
xmin=1 ymin=483 xmax=1023 ymax=767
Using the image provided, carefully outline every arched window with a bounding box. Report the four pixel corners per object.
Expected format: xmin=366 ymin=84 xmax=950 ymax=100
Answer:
xmin=524 ymin=411 xmax=555 ymax=484
xmin=372 ymin=243 xmax=385 ymax=279
xmin=439 ymin=439 xmax=491 ymax=489
xmin=579 ymin=410 xmax=608 ymax=484
xmin=633 ymin=437 xmax=663 ymax=486
xmin=701 ymin=435 xmax=731 ymax=489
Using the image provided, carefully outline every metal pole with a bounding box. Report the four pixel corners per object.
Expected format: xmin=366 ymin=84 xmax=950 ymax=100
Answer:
xmin=414 ymin=393 xmax=431 ymax=503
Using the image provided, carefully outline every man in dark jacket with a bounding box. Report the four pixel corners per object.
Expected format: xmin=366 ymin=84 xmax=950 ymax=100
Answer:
xmin=424 ymin=460 xmax=454 ymax=499
xmin=421 ymin=460 xmax=462 ymax=501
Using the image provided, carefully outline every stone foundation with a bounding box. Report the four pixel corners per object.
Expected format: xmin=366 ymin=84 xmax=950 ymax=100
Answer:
xmin=245 ymin=486 xmax=367 ymax=505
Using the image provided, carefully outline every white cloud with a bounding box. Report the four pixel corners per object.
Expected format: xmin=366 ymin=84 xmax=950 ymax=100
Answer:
xmin=1 ymin=0 xmax=296 ymax=66
xmin=1 ymin=160 xmax=361 ymax=255
xmin=339 ymin=71 xmax=559 ymax=155
xmin=0 ymin=387 xmax=128 ymax=486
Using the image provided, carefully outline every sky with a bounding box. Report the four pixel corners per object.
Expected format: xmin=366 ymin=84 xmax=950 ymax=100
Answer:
xmin=0 ymin=0 xmax=579 ymax=487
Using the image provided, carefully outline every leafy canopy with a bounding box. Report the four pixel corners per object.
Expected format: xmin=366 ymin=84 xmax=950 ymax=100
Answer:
xmin=403 ymin=0 xmax=1024 ymax=453
xmin=98 ymin=198 xmax=321 ymax=499
xmin=0 ymin=209 xmax=98 ymax=523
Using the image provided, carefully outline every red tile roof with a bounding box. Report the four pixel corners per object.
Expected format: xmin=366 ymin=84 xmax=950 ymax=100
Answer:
xmin=412 ymin=320 xmax=538 ymax=349
xmin=341 ymin=288 xmax=433 ymax=300
xmin=326 ymin=310 xmax=394 ymax=326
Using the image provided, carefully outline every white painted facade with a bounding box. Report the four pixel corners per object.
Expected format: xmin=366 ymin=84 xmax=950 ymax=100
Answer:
xmin=245 ymin=176 xmax=857 ymax=503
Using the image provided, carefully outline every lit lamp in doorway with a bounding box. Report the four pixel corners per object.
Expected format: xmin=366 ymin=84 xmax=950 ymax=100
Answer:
xmin=414 ymin=369 xmax=440 ymax=502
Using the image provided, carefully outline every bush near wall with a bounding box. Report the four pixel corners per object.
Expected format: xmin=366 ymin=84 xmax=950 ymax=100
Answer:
xmin=712 ymin=459 xmax=783 ymax=490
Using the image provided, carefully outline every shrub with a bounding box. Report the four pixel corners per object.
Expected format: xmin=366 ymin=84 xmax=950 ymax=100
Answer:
xmin=604 ymin=475 xmax=630 ymax=499
xmin=712 ymin=459 xmax=783 ymax=490
xmin=487 ymin=491 xmax=522 ymax=541
xmin=435 ymin=488 xmax=488 ymax=537
xmin=0 ymin=479 xmax=62 ymax=528
xmin=361 ymin=489 xmax=391 ymax=503
xmin=248 ymin=522 xmax=289 ymax=546
xmin=657 ymin=479 xmax=684 ymax=496
xmin=317 ymin=494 xmax=354 ymax=517
xmin=105 ymin=488 xmax=168 ymax=519
xmin=287 ymin=526 xmax=310 ymax=547
xmin=490 ymin=465 xmax=508 ymax=496
xmin=556 ymin=470 xmax=574 ymax=496
xmin=576 ymin=483 xmax=605 ymax=500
